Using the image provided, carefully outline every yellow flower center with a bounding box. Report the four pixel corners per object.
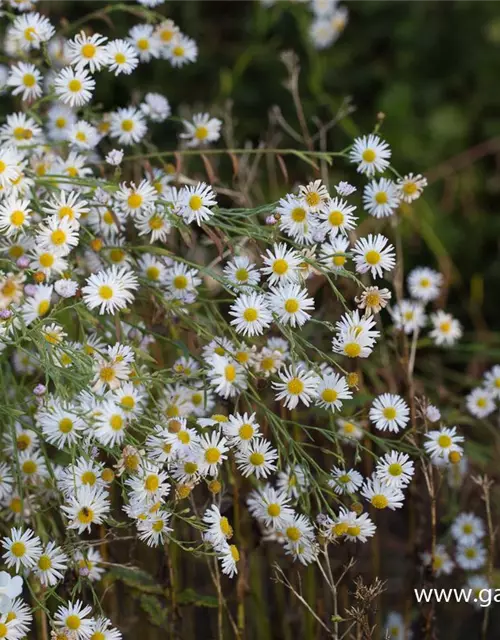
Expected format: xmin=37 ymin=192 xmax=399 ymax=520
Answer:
xmin=267 ymin=503 xmax=280 ymax=517
xmin=146 ymin=266 xmax=160 ymax=281
xmin=51 ymin=229 xmax=66 ymax=245
xmin=121 ymin=119 xmax=134 ymax=132
xmin=120 ymin=396 xmax=135 ymax=411
xmin=388 ymin=463 xmax=402 ymax=476
xmin=195 ymin=126 xmax=208 ymax=140
xmin=137 ymin=38 xmax=149 ymax=51
xmin=333 ymin=522 xmax=348 ymax=536
xmin=438 ymin=434 xmax=452 ymax=448
xmin=22 ymin=460 xmax=37 ymax=474
xmin=286 ymin=526 xmax=301 ymax=542
xmin=305 ymin=192 xmax=320 ymax=207
xmin=68 ymin=79 xmax=82 ymax=93
xmin=403 ymin=181 xmax=417 ymax=195
xmin=77 ymin=507 xmax=94 ymax=524
xmin=243 ymin=307 xmax=258 ymax=322
xmin=362 ymin=149 xmax=376 ymax=162
xmin=38 ymin=555 xmax=52 ymax=571
xmin=346 ymin=525 xmax=361 ymax=537
xmin=66 ymin=615 xmax=81 ymax=630
xmin=10 ymin=210 xmax=25 ymax=227
xmin=172 ymin=45 xmax=185 ymax=57
xmin=189 ymin=195 xmax=203 ymax=211
xmin=273 ymin=258 xmax=288 ymax=275
xmin=375 ymin=191 xmax=388 ymax=205
xmin=291 ymin=207 xmax=306 ymax=222
xmin=365 ymin=250 xmax=381 ymax=265
xmin=173 ymin=275 xmax=188 ymax=290
xmin=329 ymin=210 xmax=344 ymax=226
xmin=11 ymin=541 xmax=26 ymax=557
xmin=344 ymin=342 xmax=361 ymax=358
xmin=333 ymin=255 xmax=346 ymax=266
xmin=127 ymin=193 xmax=143 ymax=209
xmin=235 ymin=268 xmax=249 ymax=282
xmin=82 ymin=43 xmax=96 ymax=58
xmin=230 ymin=545 xmax=239 ymax=561
xmin=321 ymin=389 xmax=338 ymax=403
xmin=284 ymin=299 xmax=299 ymax=313
xmin=98 ymin=285 xmax=113 ymax=300
xmin=59 ymin=418 xmax=73 ymax=433
xmin=145 ymin=474 xmax=160 ymax=492
xmin=184 ymin=461 xmax=198 ymax=474
xmin=23 ymin=73 xmax=36 ymax=87
xmin=287 ymin=378 xmax=304 ymax=395
xmin=439 ymin=321 xmax=451 ymax=334
xmin=239 ymin=423 xmax=254 ymax=440
xmin=463 ymin=524 xmax=473 ymax=534
xmin=224 ymin=364 xmax=236 ymax=382
xmin=249 ymin=452 xmax=265 ymax=466
xmin=81 ymin=471 xmax=97 ymax=485
xmin=205 ymin=447 xmax=221 ymax=464
xmin=371 ymin=495 xmax=389 ymax=509
xmin=220 ymin=516 xmax=233 ymax=537
xmin=383 ymin=407 xmax=396 ymax=420
xmin=110 ymin=415 xmax=123 ymax=431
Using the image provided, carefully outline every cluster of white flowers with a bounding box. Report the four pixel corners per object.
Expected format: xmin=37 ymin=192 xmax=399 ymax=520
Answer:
xmin=0 ymin=0 xmax=489 ymax=637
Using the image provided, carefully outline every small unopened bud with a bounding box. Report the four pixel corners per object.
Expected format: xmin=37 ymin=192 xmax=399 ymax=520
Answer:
xmin=266 ymin=215 xmax=277 ymax=225
xmin=101 ymin=468 xmax=114 ymax=483
xmin=177 ymin=484 xmax=192 ymax=500
xmin=350 ymin=502 xmax=363 ymax=515
xmin=346 ymin=372 xmax=359 ymax=388
xmin=16 ymin=256 xmax=30 ymax=269
xmin=91 ymin=238 xmax=103 ymax=252
xmin=208 ymin=479 xmax=222 ymax=495
xmin=33 ymin=384 xmax=46 ymax=396
xmin=448 ymin=450 xmax=462 ymax=465
xmin=0 ymin=309 xmax=12 ymax=320
xmin=24 ymin=284 xmax=37 ymax=296
xmin=33 ymin=271 xmax=45 ymax=283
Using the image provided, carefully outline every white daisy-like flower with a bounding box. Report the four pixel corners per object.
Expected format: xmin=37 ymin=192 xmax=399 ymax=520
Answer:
xmin=61 ymin=485 xmax=110 ymax=534
xmin=318 ymin=196 xmax=357 ymax=237
xmin=180 ymin=113 xmax=222 ymax=147
xmin=166 ymin=33 xmax=198 ymax=67
xmin=349 ymin=134 xmax=391 ymax=176
xmin=425 ymin=404 xmax=441 ymax=423
xmin=272 ymin=365 xmax=319 ymax=409
xmin=363 ymin=178 xmax=400 ymax=218
xmin=88 ymin=617 xmax=122 ymax=640
xmin=422 ymin=543 xmax=454 ymax=577
xmin=82 ymin=266 xmax=139 ymax=315
xmin=109 ymin=107 xmax=147 ymax=146
xmin=54 ymin=66 xmax=96 ymax=107
xmin=155 ymin=19 xmax=180 ymax=50
xmin=276 ymin=194 xmax=317 ymax=245
xmin=217 ymin=542 xmax=239 ymax=578
xmin=164 ymin=262 xmax=201 ymax=301
xmin=332 ymin=327 xmax=376 ymax=359
xmin=1 ymin=527 xmax=42 ymax=572
xmin=235 ymin=438 xmax=278 ymax=479
xmin=355 ymin=286 xmax=392 ymax=315
xmin=7 ymin=62 xmax=43 ymax=101
xmin=375 ymin=451 xmax=414 ymax=488
xmin=298 ymin=180 xmax=329 ymax=213
xmin=429 ymin=310 xmax=462 ymax=347
xmin=67 ymin=31 xmax=108 ymax=72
xmin=21 ymin=283 xmax=54 ymax=325
xmin=335 ymin=181 xmax=356 ymax=197
xmin=128 ymin=23 xmax=161 ymax=62
xmin=54 ymin=599 xmax=94 ymax=639
xmin=229 ymin=292 xmax=272 ymax=337
xmin=208 ymin=354 xmax=247 ymax=399
xmin=424 ymin=426 xmax=464 ymax=461
xmin=105 ymin=38 xmax=139 ymax=75
xmin=276 ymin=464 xmax=310 ymax=499
xmin=391 ymin=299 xmax=426 ymax=334
xmin=384 ymin=612 xmax=408 ymax=640
xmin=0 ymin=195 xmax=31 ymax=236
xmin=37 ymin=402 xmax=85 ymax=449
xmin=140 ymin=92 xmax=171 ymax=122
xmin=261 ymin=243 xmax=301 ymax=285
xmin=11 ymin=12 xmax=55 ymax=50
xmin=0 ymin=146 xmax=23 ymax=189
xmin=315 ymin=372 xmax=352 ymax=411
xmin=93 ymin=401 xmax=128 ymax=447
xmin=352 ymin=234 xmax=396 ymax=279
xmin=407 ymin=267 xmax=443 ymax=302
xmin=319 ymin=236 xmax=350 ymax=272
xmin=115 ymin=180 xmax=157 ymax=216
xmin=68 ymin=120 xmax=101 ymax=150
xmin=329 ymin=467 xmax=363 ymax=494
xmin=223 ymin=255 xmax=261 ymax=292
xmin=337 ymin=418 xmax=364 ymax=442
xmin=360 ymin=475 xmax=405 ymax=510
xmin=177 ymin=182 xmax=217 ymax=225
xmin=397 ymin=173 xmax=427 ymax=203
xmin=456 ymin=542 xmax=487 ymax=571
xmin=451 ymin=513 xmax=485 ymax=546
xmin=34 ymin=541 xmax=68 ymax=587
xmin=198 ymin=431 xmax=229 ymax=477
xmin=466 ymin=387 xmax=496 ymax=419
xmin=222 ymin=412 xmax=260 ymax=449
xmin=268 ymin=283 xmax=315 ymax=328
xmin=370 ymin=393 xmax=410 ymax=433
xmin=483 ymin=365 xmax=500 ymax=399
xmin=203 ymin=505 xmax=234 ymax=549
